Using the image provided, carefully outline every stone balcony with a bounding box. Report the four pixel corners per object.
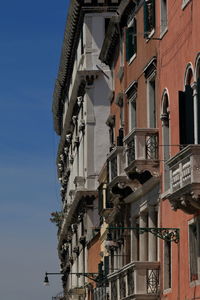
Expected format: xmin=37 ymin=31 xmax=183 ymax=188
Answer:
xmin=108 ymin=261 xmax=160 ymax=300
xmin=107 ymin=146 xmax=128 ymax=188
xmin=124 ymin=129 xmax=159 ymax=179
xmin=167 ymin=145 xmax=200 ymax=214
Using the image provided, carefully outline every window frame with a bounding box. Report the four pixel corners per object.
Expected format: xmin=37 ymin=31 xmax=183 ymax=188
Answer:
xmin=163 ymin=240 xmax=172 ymax=292
xmin=182 ymin=0 xmax=191 ymax=10
xmin=188 ymin=217 xmax=200 ymax=284
xmin=144 ymin=0 xmax=156 ymax=39
xmin=160 ymin=0 xmax=168 ymax=38
xmin=126 ymin=18 xmax=137 ymax=64
xmin=147 ymin=72 xmax=156 ymax=128
xmin=129 ymin=94 xmax=137 ymax=132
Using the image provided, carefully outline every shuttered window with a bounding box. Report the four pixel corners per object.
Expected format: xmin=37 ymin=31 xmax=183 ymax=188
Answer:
xmin=189 ymin=219 xmax=200 ymax=282
xmin=164 ymin=241 xmax=171 ymax=289
xmin=144 ymin=0 xmax=155 ymax=38
xmin=179 ymin=85 xmax=194 ymax=147
xmin=126 ymin=19 xmax=137 ymax=61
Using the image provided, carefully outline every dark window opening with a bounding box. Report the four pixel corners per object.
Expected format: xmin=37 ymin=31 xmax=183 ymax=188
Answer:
xmin=105 ymin=18 xmax=110 ymax=35
xmin=179 ymin=85 xmax=194 ymax=147
xmin=189 ymin=221 xmax=199 ymax=281
xmin=144 ymin=0 xmax=155 ymax=37
xmin=126 ymin=19 xmax=137 ymax=61
xmin=164 ymin=240 xmax=171 ymax=289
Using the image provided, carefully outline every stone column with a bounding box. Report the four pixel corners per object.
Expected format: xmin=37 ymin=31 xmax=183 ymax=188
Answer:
xmin=139 ymin=213 xmax=148 ymax=261
xmin=114 ymin=248 xmax=118 ymax=271
xmin=148 ymin=206 xmax=157 ymax=261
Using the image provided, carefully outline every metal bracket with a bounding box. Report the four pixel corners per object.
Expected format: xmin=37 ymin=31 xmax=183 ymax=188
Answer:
xmin=44 ymin=272 xmax=100 ymax=284
xmin=108 ymin=227 xmax=180 ymax=243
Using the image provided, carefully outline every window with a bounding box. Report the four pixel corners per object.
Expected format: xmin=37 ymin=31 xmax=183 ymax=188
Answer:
xmin=179 ymin=68 xmax=194 ymax=147
xmin=144 ymin=0 xmax=155 ymax=38
xmin=126 ymin=81 xmax=137 ymax=132
xmin=160 ymin=0 xmax=167 ymax=35
xmin=126 ymin=18 xmax=137 ymax=62
xmin=189 ymin=218 xmax=200 ymax=282
xmin=105 ymin=18 xmax=110 ymax=34
xmin=144 ymin=58 xmax=157 ymax=128
xmin=164 ymin=240 xmax=171 ymax=289
xmin=118 ymin=30 xmax=124 ymax=80
xmin=130 ymin=98 xmax=136 ymax=130
xmin=147 ymin=76 xmax=156 ymax=128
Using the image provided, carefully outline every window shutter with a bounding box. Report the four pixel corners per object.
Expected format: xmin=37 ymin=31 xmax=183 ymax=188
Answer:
xmin=106 ymin=187 xmax=111 ymax=209
xmin=179 ymin=91 xmax=187 ymax=147
xmin=151 ymin=0 xmax=156 ymax=29
xmin=197 ymin=78 xmax=200 ymax=143
xmin=126 ymin=26 xmax=134 ymax=61
xmin=185 ymin=85 xmax=194 ymax=144
xmin=98 ymin=186 xmax=103 ymax=213
xmin=133 ymin=19 xmax=137 ymax=54
xmin=104 ymin=256 xmax=109 ymax=276
xmin=179 ymin=87 xmax=194 ymax=147
xmin=143 ymin=0 xmax=155 ymax=37
xmin=143 ymin=1 xmax=148 ymax=37
xmin=98 ymin=262 xmax=104 ymax=279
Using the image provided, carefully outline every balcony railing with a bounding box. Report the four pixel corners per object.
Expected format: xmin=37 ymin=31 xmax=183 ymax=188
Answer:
xmin=124 ymin=128 xmax=159 ymax=176
xmin=167 ymin=145 xmax=200 ymax=213
xmin=108 ymin=261 xmax=160 ymax=300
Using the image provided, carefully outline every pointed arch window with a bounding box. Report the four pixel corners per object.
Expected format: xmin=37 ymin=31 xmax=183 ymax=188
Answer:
xmin=179 ymin=67 xmax=194 ymax=147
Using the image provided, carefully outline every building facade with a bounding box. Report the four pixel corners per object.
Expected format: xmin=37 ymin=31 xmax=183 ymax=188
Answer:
xmin=99 ymin=1 xmax=160 ymax=299
xmin=158 ymin=0 xmax=200 ymax=300
xmin=52 ymin=1 xmax=120 ymax=299
xmin=52 ymin=1 xmax=200 ymax=300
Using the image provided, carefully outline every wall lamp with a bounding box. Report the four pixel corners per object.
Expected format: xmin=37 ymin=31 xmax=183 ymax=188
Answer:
xmin=43 ymin=272 xmax=99 ymax=286
xmin=43 ymin=272 xmax=62 ymax=286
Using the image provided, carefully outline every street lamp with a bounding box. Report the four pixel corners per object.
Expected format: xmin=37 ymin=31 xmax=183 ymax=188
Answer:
xmin=43 ymin=271 xmax=100 ymax=286
xmin=43 ymin=272 xmax=63 ymax=286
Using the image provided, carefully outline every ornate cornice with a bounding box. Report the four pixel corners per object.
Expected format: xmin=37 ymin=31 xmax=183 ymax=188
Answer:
xmin=52 ymin=0 xmax=120 ymax=135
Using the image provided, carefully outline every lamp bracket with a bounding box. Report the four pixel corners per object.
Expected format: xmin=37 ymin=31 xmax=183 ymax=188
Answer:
xmin=108 ymin=227 xmax=180 ymax=243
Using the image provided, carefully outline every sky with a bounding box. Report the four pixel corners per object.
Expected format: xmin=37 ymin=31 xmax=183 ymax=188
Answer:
xmin=0 ymin=1 xmax=69 ymax=299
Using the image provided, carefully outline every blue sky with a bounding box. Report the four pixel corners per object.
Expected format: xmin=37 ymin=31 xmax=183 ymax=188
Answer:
xmin=0 ymin=0 xmax=69 ymax=299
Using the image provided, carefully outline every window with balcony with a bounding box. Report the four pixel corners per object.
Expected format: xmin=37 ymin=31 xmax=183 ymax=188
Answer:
xmin=129 ymin=98 xmax=136 ymax=131
xmin=189 ymin=218 xmax=200 ymax=282
xmin=147 ymin=76 xmax=156 ymax=128
xmin=126 ymin=18 xmax=137 ymax=62
xmin=160 ymin=0 xmax=167 ymax=36
xmin=126 ymin=81 xmax=137 ymax=132
xmin=144 ymin=0 xmax=155 ymax=38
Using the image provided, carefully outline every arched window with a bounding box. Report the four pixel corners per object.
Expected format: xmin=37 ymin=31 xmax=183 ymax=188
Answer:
xmin=194 ymin=56 xmax=200 ymax=144
xmin=161 ymin=90 xmax=170 ymax=191
xmin=179 ymin=65 xmax=194 ymax=147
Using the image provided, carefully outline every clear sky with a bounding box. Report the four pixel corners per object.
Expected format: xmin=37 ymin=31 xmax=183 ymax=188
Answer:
xmin=0 ymin=0 xmax=69 ymax=299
